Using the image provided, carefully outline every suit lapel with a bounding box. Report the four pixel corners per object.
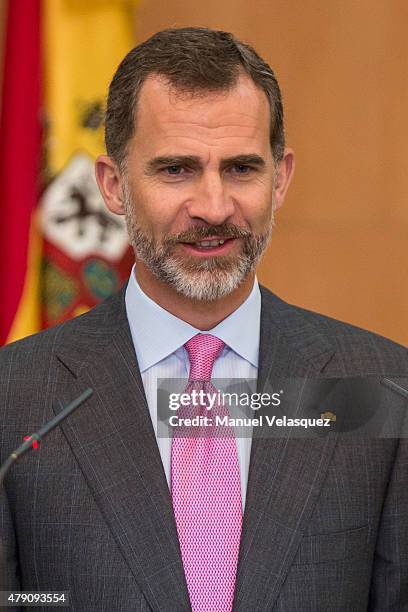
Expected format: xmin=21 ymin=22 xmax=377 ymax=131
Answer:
xmin=233 ymin=287 xmax=339 ymax=611
xmin=54 ymin=289 xmax=191 ymax=612
xmin=52 ymin=283 xmax=341 ymax=612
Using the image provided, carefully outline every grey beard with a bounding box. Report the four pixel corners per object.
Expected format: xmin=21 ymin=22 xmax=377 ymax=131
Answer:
xmin=123 ymin=188 xmax=274 ymax=301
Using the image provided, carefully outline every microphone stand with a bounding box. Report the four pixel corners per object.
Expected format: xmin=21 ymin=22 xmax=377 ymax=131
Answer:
xmin=0 ymin=388 xmax=93 ymax=601
xmin=0 ymin=388 xmax=93 ymax=485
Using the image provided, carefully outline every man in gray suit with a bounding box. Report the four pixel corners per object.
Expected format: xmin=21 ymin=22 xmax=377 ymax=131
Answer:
xmin=1 ymin=27 xmax=408 ymax=611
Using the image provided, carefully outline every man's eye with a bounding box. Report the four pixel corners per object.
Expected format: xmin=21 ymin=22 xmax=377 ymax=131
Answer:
xmin=232 ymin=164 xmax=252 ymax=174
xmin=164 ymin=165 xmax=183 ymax=175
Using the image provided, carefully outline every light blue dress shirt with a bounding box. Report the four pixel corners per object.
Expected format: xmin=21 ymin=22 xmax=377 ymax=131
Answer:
xmin=125 ymin=266 xmax=261 ymax=511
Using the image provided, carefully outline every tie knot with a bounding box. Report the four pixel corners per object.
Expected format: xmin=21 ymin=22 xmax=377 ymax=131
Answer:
xmin=184 ymin=334 xmax=225 ymax=381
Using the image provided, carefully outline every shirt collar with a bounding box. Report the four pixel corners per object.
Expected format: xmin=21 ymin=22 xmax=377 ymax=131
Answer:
xmin=125 ymin=265 xmax=261 ymax=372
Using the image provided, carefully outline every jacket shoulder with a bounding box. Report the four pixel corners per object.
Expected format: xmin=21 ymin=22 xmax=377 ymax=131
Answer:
xmin=301 ymin=309 xmax=407 ymax=376
xmin=260 ymin=286 xmax=408 ymax=376
xmin=0 ymin=288 xmax=125 ymax=371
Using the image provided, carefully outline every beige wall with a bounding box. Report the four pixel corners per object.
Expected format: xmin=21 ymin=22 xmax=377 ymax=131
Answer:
xmin=137 ymin=0 xmax=408 ymax=346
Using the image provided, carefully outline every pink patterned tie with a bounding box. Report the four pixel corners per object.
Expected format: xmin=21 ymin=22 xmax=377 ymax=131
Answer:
xmin=171 ymin=334 xmax=243 ymax=612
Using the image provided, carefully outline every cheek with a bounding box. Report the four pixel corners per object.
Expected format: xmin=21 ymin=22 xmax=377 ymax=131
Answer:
xmin=237 ymin=185 xmax=273 ymax=227
xmin=131 ymin=184 xmax=183 ymax=232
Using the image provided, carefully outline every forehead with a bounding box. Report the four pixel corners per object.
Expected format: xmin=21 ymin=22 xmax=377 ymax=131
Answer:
xmin=131 ymin=72 xmax=271 ymax=155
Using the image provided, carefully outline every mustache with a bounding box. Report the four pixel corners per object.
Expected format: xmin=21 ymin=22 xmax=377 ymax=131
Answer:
xmin=166 ymin=224 xmax=251 ymax=244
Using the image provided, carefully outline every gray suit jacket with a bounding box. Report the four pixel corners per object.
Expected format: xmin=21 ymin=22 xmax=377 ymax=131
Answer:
xmin=1 ymin=285 xmax=408 ymax=611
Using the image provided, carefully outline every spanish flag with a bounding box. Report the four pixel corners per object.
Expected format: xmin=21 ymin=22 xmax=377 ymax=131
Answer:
xmin=0 ymin=0 xmax=42 ymax=345
xmin=0 ymin=0 xmax=136 ymax=345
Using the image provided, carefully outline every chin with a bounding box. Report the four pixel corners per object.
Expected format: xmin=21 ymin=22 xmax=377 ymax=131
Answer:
xmin=160 ymin=266 xmax=252 ymax=302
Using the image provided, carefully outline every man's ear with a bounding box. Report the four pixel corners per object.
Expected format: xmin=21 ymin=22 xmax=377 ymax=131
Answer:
xmin=95 ymin=155 xmax=126 ymax=215
xmin=273 ymin=148 xmax=295 ymax=211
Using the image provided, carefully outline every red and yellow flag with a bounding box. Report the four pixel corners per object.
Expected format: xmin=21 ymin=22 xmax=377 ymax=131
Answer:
xmin=0 ymin=0 xmax=136 ymax=345
xmin=0 ymin=0 xmax=42 ymax=345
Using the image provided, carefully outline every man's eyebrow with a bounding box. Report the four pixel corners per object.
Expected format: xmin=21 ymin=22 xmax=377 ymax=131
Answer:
xmin=145 ymin=154 xmax=266 ymax=174
xmin=220 ymin=154 xmax=266 ymax=169
xmin=145 ymin=156 xmax=201 ymax=174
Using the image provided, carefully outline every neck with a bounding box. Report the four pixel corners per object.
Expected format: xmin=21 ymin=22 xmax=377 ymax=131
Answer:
xmin=134 ymin=262 xmax=255 ymax=330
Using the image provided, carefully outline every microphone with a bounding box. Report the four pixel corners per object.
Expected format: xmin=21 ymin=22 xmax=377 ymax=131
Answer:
xmin=0 ymin=388 xmax=93 ymax=485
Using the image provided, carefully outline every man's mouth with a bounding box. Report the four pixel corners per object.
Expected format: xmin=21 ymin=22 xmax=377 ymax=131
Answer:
xmin=184 ymin=236 xmax=228 ymax=247
xmin=194 ymin=239 xmax=226 ymax=247
xmin=179 ymin=237 xmax=236 ymax=254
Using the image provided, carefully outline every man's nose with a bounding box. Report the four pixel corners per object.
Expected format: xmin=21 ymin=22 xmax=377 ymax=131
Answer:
xmin=186 ymin=172 xmax=235 ymax=225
